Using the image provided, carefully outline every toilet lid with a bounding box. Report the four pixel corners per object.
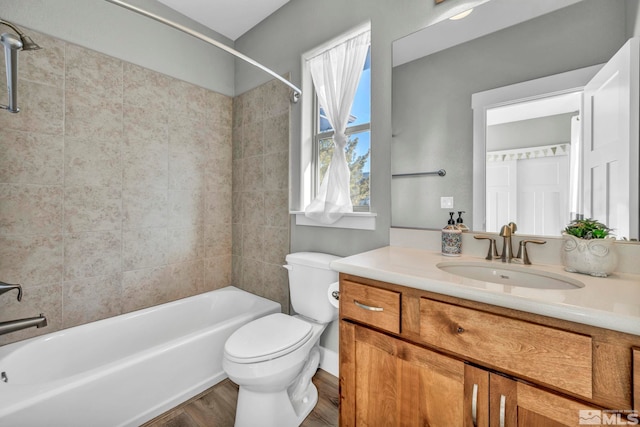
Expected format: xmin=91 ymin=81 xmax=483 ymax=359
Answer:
xmin=224 ymin=313 xmax=313 ymax=364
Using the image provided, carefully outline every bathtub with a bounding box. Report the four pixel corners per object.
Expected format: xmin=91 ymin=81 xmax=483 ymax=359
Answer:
xmin=0 ymin=286 xmax=280 ymax=427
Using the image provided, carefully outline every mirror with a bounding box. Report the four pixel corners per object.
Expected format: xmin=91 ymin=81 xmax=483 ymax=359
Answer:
xmin=391 ymin=0 xmax=640 ymax=241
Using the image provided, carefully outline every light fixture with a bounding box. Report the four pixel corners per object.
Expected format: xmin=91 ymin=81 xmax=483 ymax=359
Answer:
xmin=449 ymin=8 xmax=474 ymax=20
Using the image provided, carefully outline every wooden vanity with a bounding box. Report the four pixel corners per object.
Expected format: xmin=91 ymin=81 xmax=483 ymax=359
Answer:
xmin=333 ymin=247 xmax=640 ymax=426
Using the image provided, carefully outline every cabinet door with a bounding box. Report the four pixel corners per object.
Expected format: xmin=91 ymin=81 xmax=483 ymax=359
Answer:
xmin=489 ymin=373 xmax=602 ymax=427
xmin=340 ymin=321 xmax=466 ymax=427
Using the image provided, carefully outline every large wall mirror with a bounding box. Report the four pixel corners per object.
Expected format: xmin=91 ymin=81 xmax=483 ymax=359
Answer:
xmin=391 ymin=0 xmax=640 ymax=241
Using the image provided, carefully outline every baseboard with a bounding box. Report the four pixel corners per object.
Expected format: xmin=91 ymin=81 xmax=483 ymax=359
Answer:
xmin=319 ymin=346 xmax=338 ymax=377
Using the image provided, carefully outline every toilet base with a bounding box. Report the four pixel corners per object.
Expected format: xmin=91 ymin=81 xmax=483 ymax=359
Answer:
xmin=234 ymin=382 xmax=318 ymax=427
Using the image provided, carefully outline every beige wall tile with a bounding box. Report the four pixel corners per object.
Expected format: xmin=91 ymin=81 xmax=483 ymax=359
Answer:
xmin=242 ymin=156 xmax=264 ymax=192
xmin=167 ymin=260 xmax=203 ymax=300
xmin=243 ymin=121 xmax=263 ymax=157
xmin=263 ymin=226 xmax=289 ymax=265
xmin=169 ymin=150 xmax=205 ymax=190
xmin=241 ymin=223 xmax=264 ymax=261
xmin=124 ymin=104 xmax=168 ymax=143
xmin=20 ymin=31 xmax=65 ymax=88
xmin=0 ymin=234 xmax=63 ymax=286
xmin=64 ymin=231 xmax=122 ymax=280
xmin=0 ymin=129 xmax=64 ymax=185
xmin=205 ymin=190 xmax=232 ymax=225
xmin=204 ymin=223 xmax=232 ymax=258
xmin=168 ymin=189 xmax=204 ymax=228
xmin=62 ymin=274 xmax=123 ymax=328
xmin=123 ymin=187 xmax=169 ymax=229
xmin=65 ymin=44 xmax=123 ymax=99
xmin=65 ymin=136 xmax=122 ymax=187
xmin=123 ymin=63 xmax=171 ymax=110
xmin=64 ymin=186 xmax=122 ymax=233
xmin=242 ymin=192 xmax=265 ymax=226
xmin=204 ymin=255 xmax=232 ymax=291
xmin=121 ymin=266 xmax=171 ymax=312
xmin=264 ymin=112 xmax=290 ymax=155
xmin=123 ymin=228 xmax=168 ymax=271
xmin=0 ymin=81 xmax=64 ymax=135
xmin=264 ymin=152 xmax=289 ymax=190
xmin=167 ymin=227 xmax=204 ymax=264
xmin=0 ymin=184 xmax=63 ymax=236
xmin=65 ymin=94 xmax=123 ymax=140
xmin=264 ymin=190 xmax=289 ymax=228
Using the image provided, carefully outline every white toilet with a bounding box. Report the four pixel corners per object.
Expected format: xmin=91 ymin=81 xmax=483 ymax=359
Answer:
xmin=222 ymin=252 xmax=341 ymax=427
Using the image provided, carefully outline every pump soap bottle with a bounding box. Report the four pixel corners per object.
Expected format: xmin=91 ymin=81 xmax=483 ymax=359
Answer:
xmin=442 ymin=212 xmax=462 ymax=256
xmin=456 ymin=211 xmax=469 ymax=232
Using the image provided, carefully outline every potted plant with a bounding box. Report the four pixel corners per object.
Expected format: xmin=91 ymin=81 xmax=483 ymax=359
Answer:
xmin=561 ymin=219 xmax=618 ymax=277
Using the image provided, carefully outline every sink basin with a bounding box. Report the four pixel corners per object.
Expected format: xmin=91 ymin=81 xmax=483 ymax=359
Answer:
xmin=436 ymin=262 xmax=584 ymax=290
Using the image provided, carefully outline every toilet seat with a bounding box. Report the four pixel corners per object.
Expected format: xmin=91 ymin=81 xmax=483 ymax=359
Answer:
xmin=224 ymin=313 xmax=313 ymax=364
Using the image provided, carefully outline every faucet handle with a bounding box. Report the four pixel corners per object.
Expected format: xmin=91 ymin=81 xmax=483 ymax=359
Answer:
xmin=515 ymin=239 xmax=546 ymax=265
xmin=0 ymin=281 xmax=22 ymax=302
xmin=508 ymin=222 xmax=517 ymax=234
xmin=474 ymin=235 xmax=499 ymax=260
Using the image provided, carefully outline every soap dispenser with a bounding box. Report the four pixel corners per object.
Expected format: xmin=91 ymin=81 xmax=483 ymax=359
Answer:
xmin=456 ymin=211 xmax=469 ymax=232
xmin=442 ymin=212 xmax=462 ymax=256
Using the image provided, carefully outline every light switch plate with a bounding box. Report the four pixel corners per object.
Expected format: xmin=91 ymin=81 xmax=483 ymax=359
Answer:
xmin=441 ymin=196 xmax=454 ymax=209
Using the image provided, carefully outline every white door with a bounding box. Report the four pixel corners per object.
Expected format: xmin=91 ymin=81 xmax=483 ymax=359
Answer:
xmin=486 ymin=160 xmax=517 ymax=233
xmin=583 ymin=37 xmax=639 ymax=240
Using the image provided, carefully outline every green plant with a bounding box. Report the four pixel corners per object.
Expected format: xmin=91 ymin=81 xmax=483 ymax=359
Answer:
xmin=564 ymin=218 xmax=612 ymax=239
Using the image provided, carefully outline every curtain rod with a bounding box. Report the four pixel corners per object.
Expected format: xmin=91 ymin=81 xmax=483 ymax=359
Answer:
xmin=104 ymin=0 xmax=301 ymax=103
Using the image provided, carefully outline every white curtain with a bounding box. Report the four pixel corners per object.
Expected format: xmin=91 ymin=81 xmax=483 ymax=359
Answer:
xmin=305 ymin=31 xmax=371 ymax=224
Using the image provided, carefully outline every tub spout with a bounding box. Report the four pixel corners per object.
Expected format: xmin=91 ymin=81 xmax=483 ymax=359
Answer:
xmin=0 ymin=314 xmax=47 ymax=336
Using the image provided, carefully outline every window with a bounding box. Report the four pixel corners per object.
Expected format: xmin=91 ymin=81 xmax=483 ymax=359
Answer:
xmin=295 ymin=22 xmax=374 ymax=229
xmin=313 ymin=47 xmax=371 ymax=211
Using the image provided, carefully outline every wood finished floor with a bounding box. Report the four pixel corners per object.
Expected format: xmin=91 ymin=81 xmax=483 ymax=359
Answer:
xmin=143 ymin=369 xmax=338 ymax=427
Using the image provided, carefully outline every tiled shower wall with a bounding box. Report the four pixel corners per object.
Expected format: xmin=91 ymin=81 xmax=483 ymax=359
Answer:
xmin=0 ymin=30 xmax=235 ymax=345
xmin=232 ymin=80 xmax=291 ymax=313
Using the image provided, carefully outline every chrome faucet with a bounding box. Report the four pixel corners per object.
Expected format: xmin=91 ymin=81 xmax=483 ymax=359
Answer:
xmin=0 ymin=281 xmax=22 ymax=301
xmin=514 ymin=239 xmax=546 ymax=265
xmin=0 ymin=314 xmax=47 ymax=336
xmin=0 ymin=280 xmax=48 ymax=336
xmin=499 ymin=222 xmax=517 ymax=262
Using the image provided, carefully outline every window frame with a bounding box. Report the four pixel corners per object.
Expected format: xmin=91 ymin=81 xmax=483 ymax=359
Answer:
xmin=293 ymin=22 xmax=375 ymax=229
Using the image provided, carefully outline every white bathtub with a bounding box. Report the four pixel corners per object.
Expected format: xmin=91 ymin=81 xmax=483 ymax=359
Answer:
xmin=0 ymin=286 xmax=280 ymax=427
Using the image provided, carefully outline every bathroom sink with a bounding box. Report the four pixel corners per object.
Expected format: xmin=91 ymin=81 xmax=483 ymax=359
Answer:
xmin=436 ymin=262 xmax=584 ymax=290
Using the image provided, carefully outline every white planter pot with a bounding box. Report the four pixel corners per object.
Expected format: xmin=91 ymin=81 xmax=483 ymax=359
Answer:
xmin=561 ymin=233 xmax=618 ymax=277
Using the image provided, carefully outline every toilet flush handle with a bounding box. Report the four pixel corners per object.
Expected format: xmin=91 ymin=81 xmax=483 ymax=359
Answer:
xmin=282 ymin=265 xmax=292 ymax=271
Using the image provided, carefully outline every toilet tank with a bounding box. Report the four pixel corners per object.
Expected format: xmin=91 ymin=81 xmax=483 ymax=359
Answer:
xmin=285 ymin=252 xmax=341 ymax=323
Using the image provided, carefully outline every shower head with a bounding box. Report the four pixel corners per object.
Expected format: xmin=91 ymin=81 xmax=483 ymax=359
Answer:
xmin=1 ymin=32 xmax=22 ymax=113
xmin=0 ymin=20 xmax=41 ymax=51
xmin=0 ymin=19 xmax=41 ymax=113
xmin=19 ymin=34 xmax=41 ymax=51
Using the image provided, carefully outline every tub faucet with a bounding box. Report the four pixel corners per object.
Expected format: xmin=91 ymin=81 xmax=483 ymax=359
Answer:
xmin=0 ymin=314 xmax=47 ymax=336
xmin=0 ymin=281 xmax=22 ymax=301
xmin=499 ymin=222 xmax=517 ymax=262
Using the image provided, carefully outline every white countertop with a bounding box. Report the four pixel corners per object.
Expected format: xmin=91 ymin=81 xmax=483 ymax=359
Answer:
xmin=330 ymin=246 xmax=640 ymax=336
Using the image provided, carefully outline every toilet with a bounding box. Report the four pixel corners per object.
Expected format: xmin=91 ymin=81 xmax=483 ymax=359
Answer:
xmin=222 ymin=252 xmax=341 ymax=427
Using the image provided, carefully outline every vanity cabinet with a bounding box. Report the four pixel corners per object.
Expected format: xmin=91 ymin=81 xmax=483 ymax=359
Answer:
xmin=339 ymin=275 xmax=640 ymax=426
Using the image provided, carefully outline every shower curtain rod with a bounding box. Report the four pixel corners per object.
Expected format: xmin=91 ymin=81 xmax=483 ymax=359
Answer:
xmin=104 ymin=0 xmax=302 ymax=103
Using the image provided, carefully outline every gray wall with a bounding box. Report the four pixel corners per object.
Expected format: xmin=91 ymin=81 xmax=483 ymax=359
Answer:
xmin=391 ymin=0 xmax=629 ymax=230
xmin=233 ymin=0 xmax=488 ymax=259
xmin=0 ymin=0 xmax=235 ymax=96
xmin=487 ymin=114 xmax=574 ymax=152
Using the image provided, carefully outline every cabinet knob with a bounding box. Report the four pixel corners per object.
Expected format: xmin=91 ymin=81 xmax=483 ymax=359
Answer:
xmin=457 ymin=326 xmax=465 ymax=333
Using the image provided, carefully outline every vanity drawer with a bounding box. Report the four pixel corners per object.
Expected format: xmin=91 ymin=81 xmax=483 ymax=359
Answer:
xmin=340 ymin=280 xmax=401 ymax=334
xmin=420 ymin=298 xmax=593 ymax=398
